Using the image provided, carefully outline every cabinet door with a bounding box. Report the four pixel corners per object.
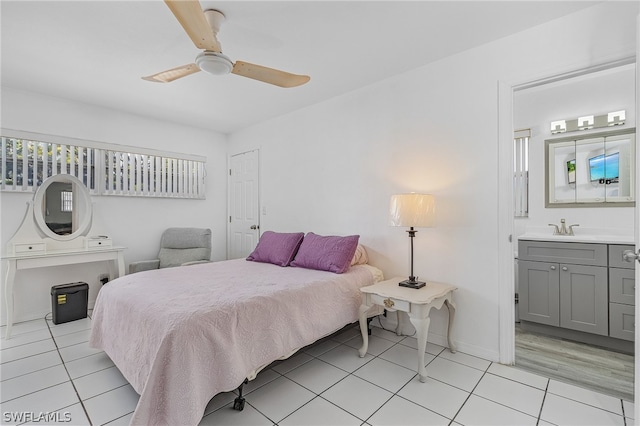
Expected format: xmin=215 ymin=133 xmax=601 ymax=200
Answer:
xmin=609 ymin=268 xmax=636 ymax=306
xmin=559 ymin=264 xmax=608 ymax=336
xmin=609 ymin=303 xmax=635 ymax=341
xmin=518 ymin=260 xmax=560 ymax=326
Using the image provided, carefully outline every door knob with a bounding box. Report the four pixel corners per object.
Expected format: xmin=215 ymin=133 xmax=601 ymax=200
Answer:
xmin=550 ymin=265 xmax=556 ymax=270
xmin=562 ymin=266 xmax=568 ymax=271
xmin=623 ymin=249 xmax=640 ymax=263
xmin=250 ymin=225 xmax=259 ymax=230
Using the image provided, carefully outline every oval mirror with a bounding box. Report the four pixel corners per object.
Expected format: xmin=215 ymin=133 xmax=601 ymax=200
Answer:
xmin=33 ymin=174 xmax=92 ymax=241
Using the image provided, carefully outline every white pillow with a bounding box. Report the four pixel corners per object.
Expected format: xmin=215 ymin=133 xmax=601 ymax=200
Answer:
xmin=350 ymin=244 xmax=369 ymax=266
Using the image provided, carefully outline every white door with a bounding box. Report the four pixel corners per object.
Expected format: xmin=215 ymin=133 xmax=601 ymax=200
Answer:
xmin=633 ymin=16 xmax=639 ymax=420
xmin=228 ymin=150 xmax=260 ymax=259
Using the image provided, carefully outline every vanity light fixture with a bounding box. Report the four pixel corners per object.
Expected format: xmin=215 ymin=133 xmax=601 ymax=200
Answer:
xmin=550 ymin=110 xmax=626 ymax=134
xmin=608 ymin=110 xmax=626 ymax=126
xmin=577 ymin=115 xmax=594 ymax=130
xmin=389 ymin=193 xmax=435 ymax=289
xmin=550 ymin=120 xmax=567 ymax=134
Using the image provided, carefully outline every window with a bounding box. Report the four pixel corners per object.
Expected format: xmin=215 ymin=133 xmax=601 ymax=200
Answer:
xmin=514 ymin=129 xmax=530 ymax=217
xmin=1 ymin=131 xmax=206 ymax=199
xmin=0 ymin=137 xmax=96 ymax=192
xmin=103 ymin=151 xmax=205 ymax=198
xmin=61 ymin=190 xmax=73 ymax=212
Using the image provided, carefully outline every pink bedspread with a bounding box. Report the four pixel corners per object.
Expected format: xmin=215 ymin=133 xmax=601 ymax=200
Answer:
xmin=90 ymin=259 xmax=382 ymax=425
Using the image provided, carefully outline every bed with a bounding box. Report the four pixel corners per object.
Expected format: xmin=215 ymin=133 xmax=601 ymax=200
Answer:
xmin=90 ymin=249 xmax=383 ymax=425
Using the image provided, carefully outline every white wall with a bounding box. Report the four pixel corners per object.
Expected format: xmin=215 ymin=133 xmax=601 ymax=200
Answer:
xmin=0 ymin=87 xmax=229 ymax=325
xmin=514 ymin=65 xmax=636 ymax=238
xmin=228 ymin=2 xmax=639 ymax=361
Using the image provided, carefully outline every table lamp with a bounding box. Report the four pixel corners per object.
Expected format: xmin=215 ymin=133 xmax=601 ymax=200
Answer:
xmin=389 ymin=193 xmax=435 ymax=289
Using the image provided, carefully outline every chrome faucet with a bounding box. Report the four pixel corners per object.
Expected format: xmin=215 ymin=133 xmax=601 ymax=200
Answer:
xmin=559 ymin=219 xmax=568 ymax=235
xmin=549 ymin=219 xmax=579 ymax=236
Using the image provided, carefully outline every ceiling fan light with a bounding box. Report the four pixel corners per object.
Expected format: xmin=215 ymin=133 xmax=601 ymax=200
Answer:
xmin=195 ymin=52 xmax=233 ymax=76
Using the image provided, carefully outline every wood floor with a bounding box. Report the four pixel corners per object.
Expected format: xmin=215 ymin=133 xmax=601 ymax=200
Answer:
xmin=515 ymin=324 xmax=635 ymax=401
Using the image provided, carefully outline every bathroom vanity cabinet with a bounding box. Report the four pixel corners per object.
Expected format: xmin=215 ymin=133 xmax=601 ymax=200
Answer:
xmin=518 ymin=239 xmax=635 ymax=349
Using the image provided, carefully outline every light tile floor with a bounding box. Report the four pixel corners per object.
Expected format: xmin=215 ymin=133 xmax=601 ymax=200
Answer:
xmin=0 ymin=317 xmax=635 ymax=426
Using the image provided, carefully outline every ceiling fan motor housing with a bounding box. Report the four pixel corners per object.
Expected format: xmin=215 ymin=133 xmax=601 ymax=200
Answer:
xmin=196 ymin=51 xmax=233 ymax=75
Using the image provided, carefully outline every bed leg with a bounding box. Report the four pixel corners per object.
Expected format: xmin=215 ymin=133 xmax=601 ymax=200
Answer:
xmin=233 ymin=379 xmax=248 ymax=411
xmin=367 ymin=317 xmax=373 ymax=336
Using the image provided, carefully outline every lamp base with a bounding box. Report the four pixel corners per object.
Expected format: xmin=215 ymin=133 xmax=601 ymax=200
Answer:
xmin=398 ymin=279 xmax=426 ymax=289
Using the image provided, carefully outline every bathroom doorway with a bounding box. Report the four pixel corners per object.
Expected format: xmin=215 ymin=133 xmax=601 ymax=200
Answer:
xmin=511 ymin=63 xmax=636 ymax=401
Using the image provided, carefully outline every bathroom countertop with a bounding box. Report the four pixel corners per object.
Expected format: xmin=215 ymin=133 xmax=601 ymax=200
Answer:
xmin=517 ymin=227 xmax=634 ymax=245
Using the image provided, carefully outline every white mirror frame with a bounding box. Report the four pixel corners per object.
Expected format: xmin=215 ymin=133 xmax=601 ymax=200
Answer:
xmin=33 ymin=174 xmax=92 ymax=241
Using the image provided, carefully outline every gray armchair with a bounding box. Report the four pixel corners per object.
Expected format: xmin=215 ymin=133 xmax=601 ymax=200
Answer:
xmin=129 ymin=227 xmax=212 ymax=274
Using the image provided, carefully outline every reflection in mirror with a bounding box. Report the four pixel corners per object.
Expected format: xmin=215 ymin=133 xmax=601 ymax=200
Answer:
xmin=34 ymin=174 xmax=92 ymax=241
xmin=575 ymin=137 xmax=606 ymax=202
xmin=44 ymin=182 xmax=74 ymax=235
xmin=605 ymin=134 xmax=634 ymax=200
xmin=546 ymin=128 xmax=635 ymax=207
xmin=549 ymin=141 xmax=577 ymax=203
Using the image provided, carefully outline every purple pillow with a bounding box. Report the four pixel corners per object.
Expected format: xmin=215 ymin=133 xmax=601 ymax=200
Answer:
xmin=246 ymin=231 xmax=304 ymax=267
xmin=291 ymin=232 xmax=360 ymax=274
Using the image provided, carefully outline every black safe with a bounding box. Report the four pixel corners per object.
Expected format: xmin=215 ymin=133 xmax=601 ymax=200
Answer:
xmin=51 ymin=282 xmax=89 ymax=325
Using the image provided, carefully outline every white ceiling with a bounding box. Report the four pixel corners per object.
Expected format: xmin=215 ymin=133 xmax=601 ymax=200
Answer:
xmin=1 ymin=1 xmax=599 ymax=134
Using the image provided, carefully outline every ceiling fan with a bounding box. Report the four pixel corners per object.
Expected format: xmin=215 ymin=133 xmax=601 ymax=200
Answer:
xmin=143 ymin=0 xmax=310 ymax=88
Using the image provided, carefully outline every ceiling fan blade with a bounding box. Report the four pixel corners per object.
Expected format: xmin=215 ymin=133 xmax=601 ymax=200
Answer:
xmin=232 ymin=61 xmax=310 ymax=88
xmin=142 ymin=63 xmax=200 ymax=83
xmin=164 ymin=0 xmax=221 ymax=52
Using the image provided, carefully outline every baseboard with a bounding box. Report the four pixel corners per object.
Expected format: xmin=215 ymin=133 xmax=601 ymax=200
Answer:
xmin=1 ymin=300 xmax=96 ymax=327
xmin=371 ymin=313 xmax=500 ymax=363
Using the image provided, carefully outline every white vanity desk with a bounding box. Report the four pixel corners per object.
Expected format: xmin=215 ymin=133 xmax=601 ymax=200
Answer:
xmin=3 ymin=246 xmax=125 ymax=339
xmin=3 ymin=174 xmax=125 ymax=339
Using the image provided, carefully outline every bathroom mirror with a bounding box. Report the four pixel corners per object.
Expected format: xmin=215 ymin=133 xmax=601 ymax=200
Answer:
xmin=33 ymin=174 xmax=92 ymax=241
xmin=545 ymin=127 xmax=635 ymax=207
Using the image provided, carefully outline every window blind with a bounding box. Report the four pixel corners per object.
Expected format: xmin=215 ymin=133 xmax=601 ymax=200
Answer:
xmin=514 ymin=129 xmax=531 ymax=217
xmin=1 ymin=132 xmax=206 ymax=199
xmin=103 ymin=151 xmax=205 ymax=198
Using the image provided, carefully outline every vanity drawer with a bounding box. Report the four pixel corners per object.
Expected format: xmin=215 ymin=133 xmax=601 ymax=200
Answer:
xmin=86 ymin=238 xmax=112 ymax=249
xmin=609 ymin=245 xmax=636 ymax=270
xmin=518 ymin=241 xmax=607 ymax=266
xmin=370 ymin=294 xmax=410 ymax=312
xmin=609 ymin=268 xmax=635 ymax=306
xmin=13 ymin=242 xmax=46 ymax=255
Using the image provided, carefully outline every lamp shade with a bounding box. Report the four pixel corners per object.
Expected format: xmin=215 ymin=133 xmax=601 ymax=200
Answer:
xmin=389 ymin=193 xmax=435 ymax=228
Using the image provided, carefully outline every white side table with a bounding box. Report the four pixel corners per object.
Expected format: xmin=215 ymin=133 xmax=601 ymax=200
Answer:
xmin=358 ymin=277 xmax=457 ymax=382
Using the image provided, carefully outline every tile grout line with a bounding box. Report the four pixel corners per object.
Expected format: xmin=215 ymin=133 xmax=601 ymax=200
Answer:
xmin=102 ymin=411 xmax=134 ymax=426
xmin=254 ymin=341 xmax=377 ymax=425
xmin=339 ymin=338 xmax=418 ymax=424
xmin=0 ymin=350 xmax=61 ymax=382
xmin=447 ymin=361 xmax=492 ymax=425
xmin=45 ymin=314 xmax=94 ymax=426
xmin=545 ymin=382 xmax=629 ymax=417
xmin=535 ymin=377 xmax=551 ymax=426
xmin=322 ymin=327 xmax=483 ymax=424
xmin=312 ymin=349 xmax=392 ymax=424
xmin=340 ymin=338 xmax=452 ymax=425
